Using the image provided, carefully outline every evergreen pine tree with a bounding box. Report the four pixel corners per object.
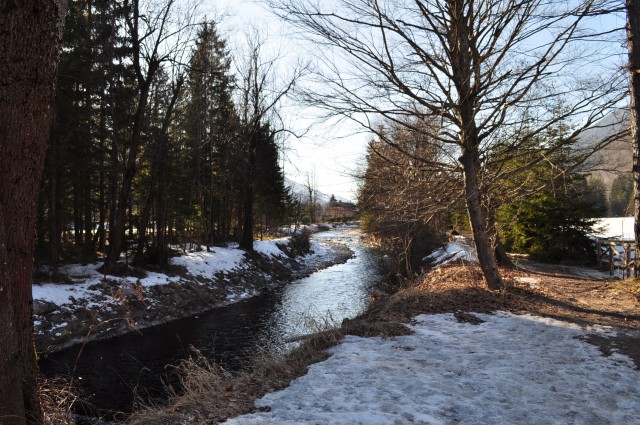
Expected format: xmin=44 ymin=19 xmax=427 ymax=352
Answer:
xmin=183 ymin=22 xmax=238 ymax=246
xmin=610 ymin=174 xmax=634 ymax=217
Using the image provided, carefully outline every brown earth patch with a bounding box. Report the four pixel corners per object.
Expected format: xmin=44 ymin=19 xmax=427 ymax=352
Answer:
xmin=360 ymin=263 xmax=640 ymax=369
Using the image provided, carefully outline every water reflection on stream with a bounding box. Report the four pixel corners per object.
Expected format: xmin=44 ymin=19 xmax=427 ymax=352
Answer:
xmin=39 ymin=228 xmax=382 ymax=417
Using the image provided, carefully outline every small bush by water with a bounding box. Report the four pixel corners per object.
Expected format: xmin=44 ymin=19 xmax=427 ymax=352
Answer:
xmin=277 ymin=230 xmax=312 ymax=258
xmin=365 ymin=219 xmax=447 ymax=282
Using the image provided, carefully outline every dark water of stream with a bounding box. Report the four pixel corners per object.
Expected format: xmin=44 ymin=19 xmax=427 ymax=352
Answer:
xmin=38 ymin=228 xmax=383 ymax=419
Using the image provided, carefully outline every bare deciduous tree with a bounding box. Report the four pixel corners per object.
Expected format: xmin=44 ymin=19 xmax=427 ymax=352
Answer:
xmin=359 ymin=115 xmax=460 ymax=275
xmin=236 ymin=30 xmax=306 ymax=250
xmin=0 ymin=2 xmax=67 ymax=423
xmin=270 ymin=0 xmax=626 ymax=288
xmin=304 ymin=169 xmax=318 ymax=223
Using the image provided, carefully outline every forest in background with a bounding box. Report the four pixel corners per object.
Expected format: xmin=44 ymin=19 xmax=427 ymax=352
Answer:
xmin=36 ymin=0 xmax=308 ymax=273
xmin=358 ymin=116 xmax=625 ymax=276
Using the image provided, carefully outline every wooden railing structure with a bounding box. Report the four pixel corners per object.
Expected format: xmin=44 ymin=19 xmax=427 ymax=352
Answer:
xmin=596 ymin=238 xmax=634 ymax=278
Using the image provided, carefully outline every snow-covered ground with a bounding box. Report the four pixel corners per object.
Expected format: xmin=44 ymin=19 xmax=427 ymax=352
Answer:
xmin=425 ymin=235 xmax=478 ymax=267
xmin=32 ymin=237 xmax=333 ymax=314
xmin=227 ymin=312 xmax=640 ymax=425
xmin=593 ymin=217 xmax=634 ymax=241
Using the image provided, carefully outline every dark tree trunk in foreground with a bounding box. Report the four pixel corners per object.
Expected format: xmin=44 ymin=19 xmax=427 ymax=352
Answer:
xmin=0 ymin=1 xmax=67 ymax=424
xmin=629 ymin=0 xmax=640 ymax=277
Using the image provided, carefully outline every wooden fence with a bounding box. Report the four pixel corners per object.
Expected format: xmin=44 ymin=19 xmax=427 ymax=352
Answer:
xmin=596 ymin=238 xmax=634 ymax=278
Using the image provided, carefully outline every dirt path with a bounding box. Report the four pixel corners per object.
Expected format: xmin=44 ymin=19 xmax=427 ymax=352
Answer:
xmin=362 ymin=261 xmax=640 ymax=369
xmin=505 ymin=262 xmax=640 ymax=369
xmin=509 ymin=261 xmax=640 ymax=327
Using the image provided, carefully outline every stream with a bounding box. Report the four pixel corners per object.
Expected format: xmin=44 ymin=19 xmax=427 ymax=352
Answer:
xmin=38 ymin=228 xmax=383 ymax=419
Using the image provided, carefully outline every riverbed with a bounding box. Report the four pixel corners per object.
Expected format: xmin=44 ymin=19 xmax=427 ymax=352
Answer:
xmin=39 ymin=228 xmax=383 ymax=419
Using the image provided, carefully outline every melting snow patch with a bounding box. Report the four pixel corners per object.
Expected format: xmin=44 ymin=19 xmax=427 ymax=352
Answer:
xmin=171 ymin=247 xmax=245 ymax=277
xmin=254 ymin=239 xmax=287 ymax=257
xmin=515 ymin=276 xmax=540 ymax=284
xmin=227 ymin=312 xmax=640 ymax=425
xmin=425 ymin=237 xmax=478 ymax=267
xmin=32 ymin=282 xmax=102 ymax=306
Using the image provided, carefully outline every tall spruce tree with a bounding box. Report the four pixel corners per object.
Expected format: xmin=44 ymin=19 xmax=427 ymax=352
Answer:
xmin=134 ymin=68 xmax=184 ymax=264
xmin=184 ymin=22 xmax=239 ymax=246
xmin=496 ymin=130 xmax=603 ymax=264
xmin=40 ymin=0 xmax=132 ymax=268
xmin=254 ymin=123 xmax=289 ymax=234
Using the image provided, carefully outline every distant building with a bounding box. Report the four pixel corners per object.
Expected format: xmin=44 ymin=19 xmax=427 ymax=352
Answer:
xmin=328 ymin=201 xmax=359 ymax=220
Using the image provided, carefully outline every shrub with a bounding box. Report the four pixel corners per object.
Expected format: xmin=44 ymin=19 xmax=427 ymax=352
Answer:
xmin=277 ymin=229 xmax=312 ymax=258
xmin=365 ymin=219 xmax=447 ymax=279
xmin=289 ymin=229 xmax=312 ymax=255
xmin=498 ymin=192 xmax=598 ymax=265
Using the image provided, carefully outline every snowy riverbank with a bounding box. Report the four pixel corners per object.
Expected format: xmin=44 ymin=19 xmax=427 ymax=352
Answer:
xmin=224 ymin=239 xmax=639 ymax=424
xmin=33 ymin=232 xmax=353 ymax=353
xmin=122 ymin=234 xmax=640 ymax=425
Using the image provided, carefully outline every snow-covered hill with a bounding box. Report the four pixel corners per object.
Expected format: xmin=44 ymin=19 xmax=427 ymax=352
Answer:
xmin=285 ymin=177 xmax=347 ymax=205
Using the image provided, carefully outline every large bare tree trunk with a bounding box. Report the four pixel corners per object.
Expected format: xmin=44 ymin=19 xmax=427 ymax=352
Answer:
xmin=460 ymin=151 xmax=504 ymax=290
xmin=0 ymin=2 xmax=67 ymax=424
xmin=628 ymin=0 xmax=640 ymax=277
xmin=451 ymin=0 xmax=503 ymax=290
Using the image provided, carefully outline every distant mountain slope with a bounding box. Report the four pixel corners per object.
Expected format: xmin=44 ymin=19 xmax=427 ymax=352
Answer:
xmin=284 ymin=178 xmax=344 ymax=205
xmin=579 ymin=108 xmax=631 ymax=191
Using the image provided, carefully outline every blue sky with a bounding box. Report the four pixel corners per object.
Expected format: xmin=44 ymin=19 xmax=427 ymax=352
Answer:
xmin=199 ymin=0 xmax=369 ymax=202
xmin=206 ymin=0 xmax=629 ymax=203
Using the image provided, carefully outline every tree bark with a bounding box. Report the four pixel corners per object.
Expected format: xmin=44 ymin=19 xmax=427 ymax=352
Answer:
xmin=628 ymin=0 xmax=640 ymax=277
xmin=450 ymin=0 xmax=503 ymax=290
xmin=460 ymin=151 xmax=504 ymax=290
xmin=0 ymin=2 xmax=67 ymax=424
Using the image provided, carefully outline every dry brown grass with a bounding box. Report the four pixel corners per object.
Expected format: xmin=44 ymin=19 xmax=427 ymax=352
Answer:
xmin=612 ymin=278 xmax=640 ymax=301
xmin=40 ymin=377 xmax=78 ymax=425
xmin=359 ymin=264 xmax=525 ymax=324
xmin=126 ymin=337 xmax=333 ymax=424
xmin=126 ymin=317 xmax=412 ymax=424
